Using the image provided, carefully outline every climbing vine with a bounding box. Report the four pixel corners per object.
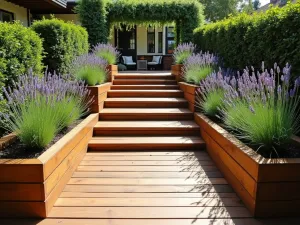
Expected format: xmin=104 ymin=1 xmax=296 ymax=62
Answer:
xmin=76 ymin=0 xmax=204 ymax=45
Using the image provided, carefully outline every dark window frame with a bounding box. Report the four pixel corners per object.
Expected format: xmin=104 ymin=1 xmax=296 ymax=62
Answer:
xmin=158 ymin=31 xmax=163 ymax=53
xmin=147 ymin=27 xmax=156 ymax=53
xmin=0 ymin=9 xmax=14 ymax=22
xmin=165 ymin=26 xmax=175 ymax=55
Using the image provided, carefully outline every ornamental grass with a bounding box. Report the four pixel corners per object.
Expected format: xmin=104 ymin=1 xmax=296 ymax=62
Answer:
xmin=0 ymin=71 xmax=91 ymax=149
xmin=71 ymin=54 xmax=107 ymax=86
xmin=198 ymin=62 xmax=300 ymax=157
xmin=92 ymin=43 xmax=120 ymax=65
xmin=173 ymin=42 xmax=196 ymax=64
xmin=183 ymin=52 xmax=216 ymax=84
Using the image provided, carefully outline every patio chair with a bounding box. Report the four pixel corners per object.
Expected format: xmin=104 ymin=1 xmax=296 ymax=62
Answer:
xmin=148 ymin=55 xmax=163 ymax=70
xmin=122 ymin=56 xmax=137 ymax=70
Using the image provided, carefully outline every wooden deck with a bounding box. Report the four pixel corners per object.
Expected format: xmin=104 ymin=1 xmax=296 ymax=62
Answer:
xmin=2 ymin=72 xmax=300 ymax=224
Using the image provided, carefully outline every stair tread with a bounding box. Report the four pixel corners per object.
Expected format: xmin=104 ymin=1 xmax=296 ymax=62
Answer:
xmin=105 ymin=98 xmax=187 ymax=102
xmin=108 ymin=90 xmax=183 ymax=93
xmin=100 ymin=108 xmax=192 ymax=114
xmin=89 ymin=136 xmax=205 ymax=144
xmin=111 ymin=85 xmax=179 ymax=90
xmin=94 ymin=121 xmax=199 ymax=129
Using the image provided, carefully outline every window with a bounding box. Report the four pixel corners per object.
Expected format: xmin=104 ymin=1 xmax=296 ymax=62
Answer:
xmin=0 ymin=9 xmax=14 ymax=22
xmin=166 ymin=26 xmax=175 ymax=54
xmin=129 ymin=30 xmax=136 ymax=49
xmin=158 ymin=32 xmax=163 ymax=53
xmin=147 ymin=27 xmax=155 ymax=53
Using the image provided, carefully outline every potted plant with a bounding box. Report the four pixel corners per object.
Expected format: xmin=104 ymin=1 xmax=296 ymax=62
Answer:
xmin=92 ymin=43 xmax=119 ymax=82
xmin=180 ymin=52 xmax=216 ymax=112
xmin=171 ymin=42 xmax=195 ymax=82
xmin=0 ymin=72 xmax=98 ymax=218
xmin=195 ymin=63 xmax=300 ymax=217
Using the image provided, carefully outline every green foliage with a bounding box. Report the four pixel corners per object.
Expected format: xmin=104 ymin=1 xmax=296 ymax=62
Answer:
xmin=201 ymin=89 xmax=224 ymax=117
xmin=199 ymin=0 xmax=240 ymax=21
xmin=96 ymin=51 xmax=116 ymax=65
xmin=75 ymin=66 xmax=106 ymax=86
xmin=194 ymin=2 xmax=300 ymax=72
xmin=31 ymin=18 xmax=89 ymax=74
xmin=75 ymin=0 xmax=109 ymax=46
xmin=77 ymin=0 xmax=204 ymax=44
xmin=0 ymin=22 xmax=43 ymax=88
xmin=185 ymin=66 xmax=213 ymax=84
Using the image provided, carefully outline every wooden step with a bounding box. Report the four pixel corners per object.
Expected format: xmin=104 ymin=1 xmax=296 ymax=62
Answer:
xmin=107 ymin=90 xmax=184 ymax=98
xmin=113 ymin=79 xmax=177 ymax=85
xmin=104 ymin=98 xmax=188 ymax=108
xmin=88 ymin=136 xmax=205 ymax=151
xmin=93 ymin=121 xmax=200 ymax=136
xmin=114 ymin=74 xmax=175 ymax=80
xmin=99 ymin=108 xmax=194 ymax=121
xmin=111 ymin=85 xmax=179 ymax=90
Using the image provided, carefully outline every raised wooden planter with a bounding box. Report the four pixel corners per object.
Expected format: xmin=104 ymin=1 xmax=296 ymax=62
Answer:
xmin=171 ymin=64 xmax=184 ymax=82
xmin=195 ymin=113 xmax=300 ymax=218
xmin=0 ymin=114 xmax=98 ymax=218
xmin=87 ymin=83 xmax=112 ymax=113
xmin=179 ymin=82 xmax=199 ymax=112
xmin=106 ymin=64 xmax=118 ymax=82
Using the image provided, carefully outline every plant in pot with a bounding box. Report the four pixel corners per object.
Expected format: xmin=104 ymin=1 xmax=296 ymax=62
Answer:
xmin=0 ymin=71 xmax=96 ymax=218
xmin=195 ymin=62 xmax=300 ymax=217
xmin=71 ymin=53 xmax=110 ymax=113
xmin=171 ymin=42 xmax=196 ymax=82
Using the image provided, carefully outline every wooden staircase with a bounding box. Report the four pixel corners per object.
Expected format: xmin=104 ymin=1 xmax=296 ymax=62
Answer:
xmin=88 ymin=73 xmax=206 ymax=151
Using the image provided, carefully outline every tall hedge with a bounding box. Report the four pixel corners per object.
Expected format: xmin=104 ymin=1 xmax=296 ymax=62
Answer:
xmin=0 ymin=22 xmax=43 ymax=88
xmin=75 ymin=0 xmax=109 ymax=46
xmin=31 ymin=18 xmax=89 ymax=74
xmin=194 ymin=2 xmax=300 ymax=72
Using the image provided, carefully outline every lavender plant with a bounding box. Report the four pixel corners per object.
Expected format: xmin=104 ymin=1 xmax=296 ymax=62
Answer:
xmin=183 ymin=52 xmax=216 ymax=84
xmin=173 ymin=42 xmax=195 ymax=64
xmin=0 ymin=71 xmax=91 ymax=149
xmin=71 ymin=54 xmax=107 ymax=86
xmin=92 ymin=43 xmax=120 ymax=65
xmin=197 ymin=70 xmax=229 ymax=117
xmin=221 ymin=63 xmax=300 ymax=157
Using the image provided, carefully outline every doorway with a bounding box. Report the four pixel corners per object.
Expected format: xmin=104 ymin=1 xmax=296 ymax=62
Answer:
xmin=115 ymin=25 xmax=137 ymax=62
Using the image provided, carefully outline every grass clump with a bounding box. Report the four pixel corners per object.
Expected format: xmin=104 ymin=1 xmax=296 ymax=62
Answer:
xmin=71 ymin=54 xmax=107 ymax=86
xmin=221 ymin=63 xmax=300 ymax=157
xmin=92 ymin=43 xmax=120 ymax=65
xmin=183 ymin=52 xmax=216 ymax=84
xmin=1 ymin=72 xmax=91 ymax=149
xmin=173 ymin=42 xmax=195 ymax=64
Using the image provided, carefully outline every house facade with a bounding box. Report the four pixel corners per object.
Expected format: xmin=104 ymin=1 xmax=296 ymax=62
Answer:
xmin=258 ymin=0 xmax=296 ymax=11
xmin=1 ymin=0 xmax=175 ymax=70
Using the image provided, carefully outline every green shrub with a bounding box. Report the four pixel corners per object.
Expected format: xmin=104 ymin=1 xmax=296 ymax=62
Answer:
xmin=0 ymin=22 xmax=43 ymax=88
xmin=31 ymin=18 xmax=89 ymax=74
xmin=93 ymin=43 xmax=119 ymax=65
xmin=75 ymin=0 xmax=109 ymax=46
xmin=71 ymin=54 xmax=107 ymax=86
xmin=194 ymin=2 xmax=300 ymax=72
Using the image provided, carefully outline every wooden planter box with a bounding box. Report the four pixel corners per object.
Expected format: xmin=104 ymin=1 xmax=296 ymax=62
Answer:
xmin=171 ymin=64 xmax=184 ymax=82
xmin=87 ymin=83 xmax=112 ymax=113
xmin=195 ymin=113 xmax=300 ymax=218
xmin=106 ymin=64 xmax=118 ymax=82
xmin=0 ymin=114 xmax=98 ymax=218
xmin=179 ymin=82 xmax=199 ymax=112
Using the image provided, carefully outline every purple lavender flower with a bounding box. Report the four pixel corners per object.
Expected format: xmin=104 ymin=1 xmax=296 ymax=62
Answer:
xmin=92 ymin=43 xmax=120 ymax=65
xmin=173 ymin=42 xmax=196 ymax=64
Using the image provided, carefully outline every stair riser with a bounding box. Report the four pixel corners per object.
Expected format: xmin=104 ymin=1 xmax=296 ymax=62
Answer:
xmin=113 ymin=80 xmax=177 ymax=85
xmin=99 ymin=114 xmax=194 ymax=121
xmin=88 ymin=143 xmax=206 ymax=151
xmin=107 ymin=92 xmax=184 ymax=98
xmin=93 ymin=129 xmax=200 ymax=136
xmin=104 ymin=102 xmax=188 ymax=108
xmin=111 ymin=85 xmax=179 ymax=90
xmin=114 ymin=75 xmax=175 ymax=80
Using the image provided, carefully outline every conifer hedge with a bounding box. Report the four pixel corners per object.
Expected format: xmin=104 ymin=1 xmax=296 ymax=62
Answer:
xmin=76 ymin=0 xmax=204 ymax=45
xmin=194 ymin=3 xmax=300 ymax=72
xmin=32 ymin=18 xmax=89 ymax=74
